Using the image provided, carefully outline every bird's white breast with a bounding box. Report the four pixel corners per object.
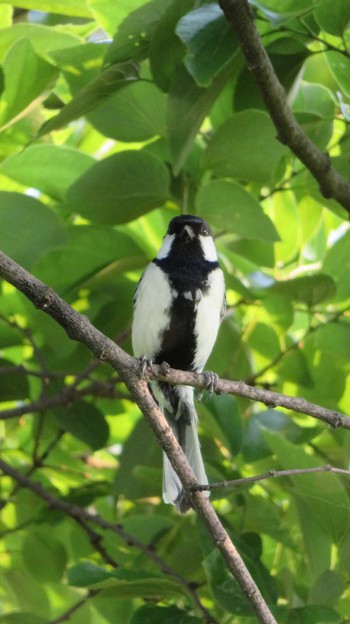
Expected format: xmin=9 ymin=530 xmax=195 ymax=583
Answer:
xmin=132 ymin=263 xmax=173 ymax=358
xmin=193 ymin=267 xmax=225 ymax=371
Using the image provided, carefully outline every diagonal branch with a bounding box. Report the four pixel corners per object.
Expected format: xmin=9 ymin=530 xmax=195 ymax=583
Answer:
xmin=0 ymin=457 xmax=216 ymax=624
xmin=0 ymin=250 xmax=278 ymax=623
xmin=0 ymin=249 xmax=348 ymax=430
xmin=219 ymin=0 xmax=350 ymax=215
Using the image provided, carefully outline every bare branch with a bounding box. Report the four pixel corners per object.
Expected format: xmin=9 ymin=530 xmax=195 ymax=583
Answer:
xmin=153 ymin=367 xmax=350 ymax=429
xmin=0 ymin=250 xmax=277 ymax=624
xmin=194 ymin=464 xmax=350 ymax=492
xmin=219 ymin=0 xmax=350 ymax=215
xmin=0 ymin=458 xmax=219 ymax=624
xmin=48 ymin=590 xmax=99 ymax=624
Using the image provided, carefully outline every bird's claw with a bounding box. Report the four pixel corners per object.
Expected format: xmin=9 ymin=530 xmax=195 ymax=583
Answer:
xmin=139 ymin=355 xmax=153 ymax=379
xmin=198 ymin=371 xmax=219 ymax=401
xmin=204 ymin=371 xmax=219 ymax=399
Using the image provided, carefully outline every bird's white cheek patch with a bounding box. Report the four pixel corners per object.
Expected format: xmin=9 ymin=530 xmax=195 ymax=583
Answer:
xmin=157 ymin=234 xmax=175 ymax=259
xmin=194 ymin=268 xmax=225 ymax=371
xmin=132 ymin=263 xmax=173 ymax=358
xmin=199 ymin=235 xmax=218 ymax=262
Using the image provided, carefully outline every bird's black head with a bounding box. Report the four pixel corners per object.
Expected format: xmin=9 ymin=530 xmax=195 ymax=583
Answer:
xmin=167 ymin=215 xmax=212 ymax=240
xmin=156 ymin=214 xmax=217 ymax=263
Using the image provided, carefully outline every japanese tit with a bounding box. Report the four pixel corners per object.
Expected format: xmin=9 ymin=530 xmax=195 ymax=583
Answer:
xmin=132 ymin=215 xmax=225 ymax=512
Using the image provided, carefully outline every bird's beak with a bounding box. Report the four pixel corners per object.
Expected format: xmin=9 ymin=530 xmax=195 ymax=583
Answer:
xmin=180 ymin=225 xmax=195 ymax=241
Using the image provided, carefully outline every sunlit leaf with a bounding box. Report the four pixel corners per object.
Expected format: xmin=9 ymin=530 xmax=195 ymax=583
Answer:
xmin=1 ymin=145 xmax=94 ymax=200
xmin=22 ymin=529 xmax=67 ymax=582
xmin=176 ymin=3 xmax=238 ymax=86
xmin=38 ymin=62 xmax=139 ymax=136
xmin=196 ymin=180 xmax=279 ymax=242
xmin=203 ymin=110 xmax=288 ymax=184
xmin=0 ymin=38 xmax=57 ymax=130
xmin=0 ymin=192 xmax=66 ymax=268
xmin=66 ymin=150 xmax=170 ymax=224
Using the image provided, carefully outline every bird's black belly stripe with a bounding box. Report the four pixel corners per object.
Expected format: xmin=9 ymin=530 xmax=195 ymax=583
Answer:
xmin=155 ymin=294 xmax=196 ymax=371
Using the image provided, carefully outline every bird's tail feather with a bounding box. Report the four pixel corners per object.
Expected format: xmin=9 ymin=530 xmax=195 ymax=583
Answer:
xmin=162 ymin=394 xmax=209 ymax=513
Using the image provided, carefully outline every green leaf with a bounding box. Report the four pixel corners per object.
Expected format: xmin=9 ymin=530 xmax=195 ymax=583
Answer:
xmin=314 ymin=0 xmax=350 ymax=36
xmin=0 ymin=24 xmax=80 ymax=63
xmin=130 ymin=605 xmax=201 ymax=624
xmin=113 ymin=418 xmax=161 ymax=500
xmin=66 ymin=151 xmax=170 ymax=225
xmin=104 ymin=0 xmax=173 ymax=65
xmin=196 ymin=180 xmax=280 ymax=242
xmin=68 ymin=561 xmax=116 ymax=586
xmin=22 ymin=529 xmax=67 ymax=582
xmin=242 ymin=410 xmax=311 ymax=462
xmin=88 ymin=80 xmax=166 ymax=141
xmin=203 ymin=549 xmax=253 ymax=615
xmin=176 ymin=3 xmax=238 ymax=86
xmin=263 ymin=294 xmax=294 ymax=332
xmin=265 ymin=432 xmax=350 ymax=556
xmin=0 ymin=615 xmax=47 ymax=624
xmin=310 ymin=323 xmax=350 ymax=362
xmin=35 ymin=225 xmax=144 ymax=292
xmin=1 ymin=145 xmax=94 ymax=200
xmin=53 ymin=400 xmax=109 ymax=450
xmin=228 ymin=239 xmax=275 ymax=269
xmin=323 ymin=230 xmax=350 ymax=302
xmin=291 ymin=82 xmax=335 ymax=118
xmin=122 ymin=514 xmax=173 ymax=544
xmin=0 ymin=0 xmax=92 ymax=17
xmin=149 ymin=0 xmax=193 ymax=92
xmin=247 ymin=321 xmax=280 ymax=360
xmin=0 ymin=358 xmax=29 ymax=401
xmin=206 ymin=394 xmax=243 ymax=456
xmin=0 ymin=192 xmax=66 ymax=269
xmin=276 ymin=605 xmax=340 ymax=624
xmin=309 ymin=570 xmax=345 ymax=607
xmin=48 ymin=42 xmax=108 ymax=93
xmin=167 ymin=63 xmax=231 ymax=175
xmin=276 ymin=348 xmax=313 ymax=387
xmin=0 ymin=5 xmax=12 ymax=29
xmin=38 ymin=62 xmax=139 ymax=136
xmin=88 ymin=0 xmax=146 ymax=35
xmin=263 ymin=274 xmax=336 ymax=307
xmin=324 ymin=51 xmax=350 ymax=97
xmin=0 ymin=38 xmax=57 ymax=130
xmin=68 ymin=563 xmax=184 ymax=598
xmin=203 ymin=109 xmax=287 ymax=184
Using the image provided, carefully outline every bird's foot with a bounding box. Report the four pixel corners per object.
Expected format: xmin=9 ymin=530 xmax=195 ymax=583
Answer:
xmin=198 ymin=371 xmax=219 ymax=401
xmin=159 ymin=360 xmax=170 ymax=376
xmin=138 ymin=355 xmax=153 ymax=379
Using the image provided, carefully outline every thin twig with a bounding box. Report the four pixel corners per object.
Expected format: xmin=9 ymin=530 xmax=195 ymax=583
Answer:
xmin=0 ymin=381 xmax=129 ymax=420
xmin=48 ymin=590 xmax=99 ymax=624
xmin=193 ymin=464 xmax=350 ymax=492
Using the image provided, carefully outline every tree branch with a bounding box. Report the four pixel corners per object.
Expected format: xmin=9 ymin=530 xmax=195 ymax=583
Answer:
xmin=0 ymin=250 xmax=278 ymax=624
xmin=48 ymin=590 xmax=99 ymax=624
xmin=0 ymin=251 xmax=347 ymax=429
xmin=194 ymin=464 xmax=350 ymax=491
xmin=219 ymin=0 xmax=350 ymax=215
xmin=0 ymin=381 xmax=129 ymax=420
xmin=0 ymin=458 xmax=218 ymax=624
xmin=152 ymin=367 xmax=349 ymax=429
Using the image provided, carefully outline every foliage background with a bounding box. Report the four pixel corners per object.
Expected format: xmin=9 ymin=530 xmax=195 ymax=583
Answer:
xmin=0 ymin=0 xmax=350 ymax=622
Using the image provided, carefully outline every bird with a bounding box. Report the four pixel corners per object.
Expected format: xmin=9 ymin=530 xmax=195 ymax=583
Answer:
xmin=132 ymin=214 xmax=226 ymax=512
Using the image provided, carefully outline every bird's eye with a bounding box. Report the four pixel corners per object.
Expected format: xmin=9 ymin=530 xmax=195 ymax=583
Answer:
xmin=200 ymin=225 xmax=209 ymax=236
